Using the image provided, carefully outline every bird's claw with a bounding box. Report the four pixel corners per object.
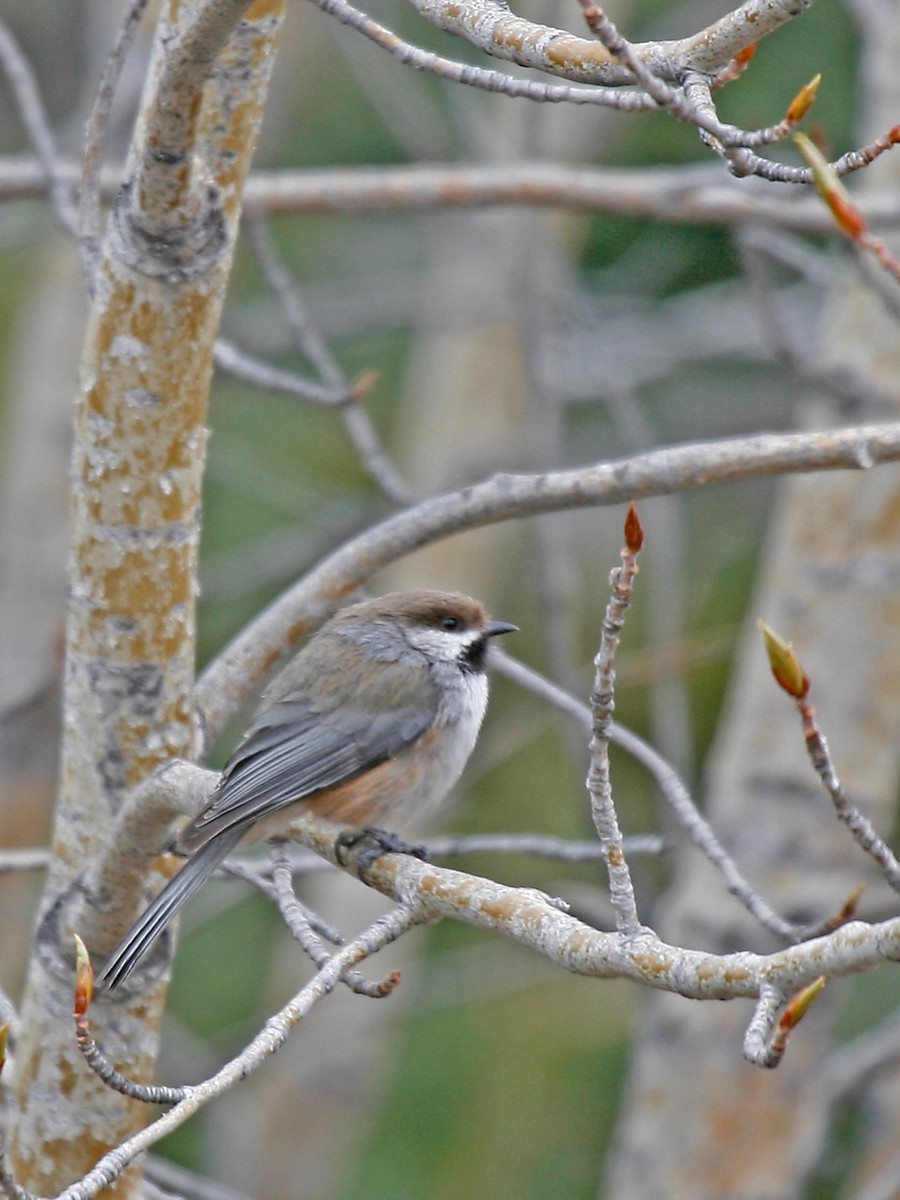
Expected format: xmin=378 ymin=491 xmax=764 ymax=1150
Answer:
xmin=335 ymin=827 xmax=429 ymax=876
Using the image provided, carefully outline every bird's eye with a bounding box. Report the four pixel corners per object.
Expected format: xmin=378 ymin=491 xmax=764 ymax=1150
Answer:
xmin=439 ymin=615 xmax=461 ymax=631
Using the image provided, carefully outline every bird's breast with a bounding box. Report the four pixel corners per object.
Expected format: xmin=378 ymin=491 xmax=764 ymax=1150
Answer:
xmin=306 ymin=671 xmax=488 ymax=830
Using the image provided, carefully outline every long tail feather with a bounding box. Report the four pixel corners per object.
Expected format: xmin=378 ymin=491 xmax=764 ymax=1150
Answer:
xmin=96 ymin=828 xmax=243 ymax=991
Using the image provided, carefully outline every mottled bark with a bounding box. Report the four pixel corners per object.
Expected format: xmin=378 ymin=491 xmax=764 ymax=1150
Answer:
xmin=9 ymin=3 xmax=285 ymax=1194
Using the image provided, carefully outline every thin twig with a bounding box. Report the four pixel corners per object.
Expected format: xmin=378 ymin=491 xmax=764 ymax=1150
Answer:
xmin=268 ymin=842 xmax=403 ymax=997
xmin=586 ymin=506 xmax=643 ymax=932
xmin=761 ymin=623 xmax=900 ymax=895
xmin=797 ymin=695 xmax=900 ymax=891
xmin=308 ymin=0 xmax=656 ymax=108
xmin=244 ymin=215 xmax=413 ymax=503
xmin=213 ymin=338 xmax=352 ymax=407
xmin=215 ymin=856 xmax=342 ymax=941
xmin=79 ymin=0 xmax=152 ymax=287
xmin=0 ymin=848 xmax=50 ymax=874
xmin=75 ymin=1011 xmax=186 ymax=1106
xmin=578 ymin=5 xmax=681 ymax=108
xmin=0 ymin=19 xmax=77 ymax=234
xmin=430 ymin=832 xmax=666 ymax=860
xmin=267 ymin=842 xmax=343 ymax=943
xmin=743 ymin=982 xmax=784 ymax=1066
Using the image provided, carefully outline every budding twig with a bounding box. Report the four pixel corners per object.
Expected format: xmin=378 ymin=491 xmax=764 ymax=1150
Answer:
xmin=760 ymin=621 xmax=900 ymax=892
xmin=72 ymin=936 xmax=186 ymax=1107
xmin=268 ymin=841 xmax=406 ymax=998
xmin=587 ymin=504 xmax=645 ymax=934
xmin=795 ymin=131 xmax=900 ymax=282
xmin=763 ymin=978 xmax=828 ymax=1068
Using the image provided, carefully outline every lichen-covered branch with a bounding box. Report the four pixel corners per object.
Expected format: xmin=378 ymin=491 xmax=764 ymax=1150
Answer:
xmin=404 ymin=0 xmax=816 ymax=86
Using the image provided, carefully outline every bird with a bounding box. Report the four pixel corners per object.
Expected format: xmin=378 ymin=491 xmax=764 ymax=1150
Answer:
xmin=97 ymin=589 xmax=516 ymax=990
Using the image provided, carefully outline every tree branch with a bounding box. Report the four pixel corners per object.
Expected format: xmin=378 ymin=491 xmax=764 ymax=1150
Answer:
xmin=5 ymin=157 xmax=900 ymax=233
xmin=405 ymin=0 xmax=816 ymax=86
xmin=196 ymin=423 xmax=900 ymax=740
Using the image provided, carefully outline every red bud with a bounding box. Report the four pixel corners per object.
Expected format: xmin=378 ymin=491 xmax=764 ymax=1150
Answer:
xmin=624 ymin=503 xmax=644 ymax=554
xmin=73 ymin=934 xmax=94 ymax=1017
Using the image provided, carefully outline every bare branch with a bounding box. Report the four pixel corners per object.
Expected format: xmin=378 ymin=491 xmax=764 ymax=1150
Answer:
xmin=430 ymin=831 xmax=667 ymax=860
xmin=0 ymin=19 xmax=77 ymax=234
xmin=7 ymin=157 xmax=900 ymax=233
xmin=307 ymin=0 xmax=656 ymax=107
xmin=743 ymin=983 xmax=784 ymax=1066
xmin=243 ymin=216 xmax=413 ymax=503
xmin=75 ymin=1011 xmax=186 ymax=1107
xmin=760 ymin=623 xmax=900 ymax=892
xmin=586 ymin=506 xmax=643 ymax=932
xmin=79 ymin=0 xmax=152 ymax=285
xmin=406 ymin=0 xmax=815 ymax=85
xmin=289 ymin=815 xmax=900 ymax=1003
xmin=130 ymin=0 xmax=256 ymax=229
xmin=213 ymin=338 xmax=351 ymax=407
xmin=269 ymin=841 xmax=404 ymax=997
xmin=0 ymin=849 xmax=50 ymax=874
xmin=73 ymin=761 xmax=216 ymax=961
xmin=798 ymin=693 xmax=900 ymax=891
xmin=196 ymin=423 xmax=900 ymax=740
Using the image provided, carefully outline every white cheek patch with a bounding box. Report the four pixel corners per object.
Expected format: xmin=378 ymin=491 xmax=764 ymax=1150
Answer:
xmin=405 ymin=627 xmax=466 ymax=660
xmin=405 ymin=626 xmax=485 ymax=664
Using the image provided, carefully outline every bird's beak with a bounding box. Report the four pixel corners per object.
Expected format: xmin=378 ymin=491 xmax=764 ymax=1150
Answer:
xmin=485 ymin=620 xmax=518 ymax=638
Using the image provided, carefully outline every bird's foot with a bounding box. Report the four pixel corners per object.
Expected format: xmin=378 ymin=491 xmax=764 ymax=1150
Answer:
xmin=335 ymin=827 xmax=428 ymax=877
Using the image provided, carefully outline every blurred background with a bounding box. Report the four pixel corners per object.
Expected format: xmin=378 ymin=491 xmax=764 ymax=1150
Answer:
xmin=4 ymin=1 xmax=899 ymax=1197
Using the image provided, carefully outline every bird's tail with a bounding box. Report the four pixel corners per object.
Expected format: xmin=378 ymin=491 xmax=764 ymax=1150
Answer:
xmin=96 ymin=827 xmax=243 ymax=992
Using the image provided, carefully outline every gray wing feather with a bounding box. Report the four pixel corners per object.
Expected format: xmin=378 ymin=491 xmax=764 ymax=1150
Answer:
xmin=181 ymin=695 xmax=434 ymax=847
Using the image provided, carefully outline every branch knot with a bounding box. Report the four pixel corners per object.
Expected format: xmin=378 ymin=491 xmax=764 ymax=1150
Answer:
xmin=110 ymin=178 xmax=228 ymax=282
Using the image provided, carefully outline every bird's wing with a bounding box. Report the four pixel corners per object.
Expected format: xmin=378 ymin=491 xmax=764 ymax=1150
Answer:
xmin=181 ymin=659 xmax=437 ymax=848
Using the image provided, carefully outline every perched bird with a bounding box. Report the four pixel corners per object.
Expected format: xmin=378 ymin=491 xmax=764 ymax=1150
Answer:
xmin=97 ymin=589 xmax=516 ymax=989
